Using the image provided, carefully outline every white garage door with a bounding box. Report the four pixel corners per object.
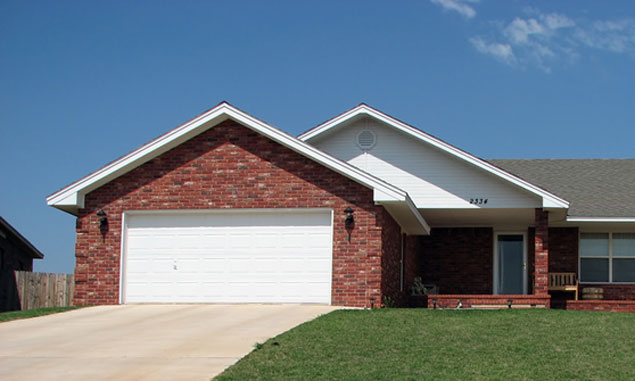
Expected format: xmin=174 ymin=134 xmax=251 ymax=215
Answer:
xmin=122 ymin=209 xmax=333 ymax=304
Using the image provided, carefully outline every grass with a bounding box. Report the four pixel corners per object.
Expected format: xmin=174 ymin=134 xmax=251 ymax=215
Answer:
xmin=216 ymin=309 xmax=635 ymax=380
xmin=0 ymin=306 xmax=84 ymax=323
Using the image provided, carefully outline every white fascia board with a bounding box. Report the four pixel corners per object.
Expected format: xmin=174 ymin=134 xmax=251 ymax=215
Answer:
xmin=567 ymin=217 xmax=635 ymax=223
xmin=47 ymin=103 xmax=408 ymax=213
xmin=405 ymin=194 xmax=431 ymax=234
xmin=378 ymin=197 xmax=430 ymax=235
xmin=300 ymin=105 xmax=570 ymax=210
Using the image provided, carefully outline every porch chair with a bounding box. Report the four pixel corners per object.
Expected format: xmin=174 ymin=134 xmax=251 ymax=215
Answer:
xmin=548 ymin=272 xmax=579 ymax=300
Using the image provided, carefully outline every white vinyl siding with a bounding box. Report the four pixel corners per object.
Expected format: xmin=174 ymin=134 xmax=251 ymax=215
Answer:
xmin=311 ymin=117 xmax=541 ymax=209
xmin=122 ymin=209 xmax=333 ymax=304
xmin=580 ymin=232 xmax=635 ymax=283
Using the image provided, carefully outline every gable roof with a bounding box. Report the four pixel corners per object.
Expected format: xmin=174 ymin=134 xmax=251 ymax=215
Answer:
xmin=0 ymin=216 xmax=44 ymax=259
xmin=46 ymin=102 xmax=429 ymax=234
xmin=491 ymin=159 xmax=635 ymax=219
xmin=299 ymin=104 xmax=569 ymax=209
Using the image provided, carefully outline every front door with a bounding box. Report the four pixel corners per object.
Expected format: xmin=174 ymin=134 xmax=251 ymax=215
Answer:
xmin=495 ymin=234 xmax=527 ymax=294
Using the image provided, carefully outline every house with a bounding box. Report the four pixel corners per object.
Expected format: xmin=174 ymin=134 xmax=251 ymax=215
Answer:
xmin=46 ymin=103 xmax=635 ymax=311
xmin=0 ymin=216 xmax=45 ymax=311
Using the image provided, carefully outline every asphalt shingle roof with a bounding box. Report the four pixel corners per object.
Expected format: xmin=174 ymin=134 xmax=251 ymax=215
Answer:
xmin=489 ymin=159 xmax=635 ymax=218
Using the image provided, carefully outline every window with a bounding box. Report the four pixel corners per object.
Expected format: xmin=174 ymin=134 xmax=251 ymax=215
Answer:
xmin=580 ymin=233 xmax=635 ymax=283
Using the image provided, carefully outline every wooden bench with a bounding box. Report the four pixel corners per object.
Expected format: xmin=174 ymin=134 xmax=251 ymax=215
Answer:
xmin=549 ymin=272 xmax=578 ymax=300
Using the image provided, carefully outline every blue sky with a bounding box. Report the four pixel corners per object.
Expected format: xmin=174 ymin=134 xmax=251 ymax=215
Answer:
xmin=1 ymin=0 xmax=634 ymax=273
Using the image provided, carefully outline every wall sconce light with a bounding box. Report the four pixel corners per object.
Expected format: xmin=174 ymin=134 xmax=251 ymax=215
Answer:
xmin=432 ymin=298 xmax=438 ymax=309
xmin=344 ymin=207 xmax=354 ymax=242
xmin=369 ymin=297 xmax=375 ymax=309
xmin=97 ymin=209 xmax=108 ymax=237
xmin=507 ymin=299 xmax=513 ymax=309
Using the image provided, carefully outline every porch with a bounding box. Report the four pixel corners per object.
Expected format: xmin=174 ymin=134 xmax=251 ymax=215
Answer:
xmin=403 ymin=208 xmax=635 ymax=310
xmin=403 ymin=209 xmax=551 ymax=308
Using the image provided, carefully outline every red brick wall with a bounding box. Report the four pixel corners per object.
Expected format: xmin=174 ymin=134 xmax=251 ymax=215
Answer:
xmin=74 ymin=120 xmax=400 ymax=307
xmin=403 ymin=234 xmax=420 ymax=297
xmin=578 ymin=284 xmax=635 ymax=300
xmin=567 ymin=300 xmax=635 ymax=312
xmin=419 ymin=227 xmax=494 ymax=294
xmin=535 ymin=227 xmax=635 ymax=301
xmin=379 ymin=208 xmax=401 ymax=306
xmin=534 ymin=209 xmax=549 ymax=296
xmin=549 ymin=227 xmax=579 ymax=272
xmin=528 ymin=227 xmax=579 ymax=294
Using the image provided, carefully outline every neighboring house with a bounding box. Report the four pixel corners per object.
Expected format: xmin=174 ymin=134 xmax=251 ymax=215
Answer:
xmin=46 ymin=103 xmax=635 ymax=310
xmin=0 ymin=216 xmax=45 ymax=311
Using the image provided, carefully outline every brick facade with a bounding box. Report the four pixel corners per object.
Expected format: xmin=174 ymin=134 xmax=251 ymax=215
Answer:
xmin=403 ymin=235 xmax=421 ymax=297
xmin=419 ymin=227 xmax=494 ymax=294
xmin=528 ymin=227 xmax=579 ymax=294
xmin=379 ymin=209 xmax=402 ymax=306
xmin=532 ymin=227 xmax=635 ymax=302
xmin=566 ymin=300 xmax=635 ymax=312
xmin=578 ymin=284 xmax=635 ymax=300
xmin=548 ymin=227 xmax=579 ymax=272
xmin=74 ymin=120 xmax=402 ymax=308
xmin=534 ymin=209 xmax=549 ymax=296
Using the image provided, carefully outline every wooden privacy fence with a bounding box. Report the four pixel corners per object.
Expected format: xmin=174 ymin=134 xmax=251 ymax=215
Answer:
xmin=14 ymin=271 xmax=74 ymax=310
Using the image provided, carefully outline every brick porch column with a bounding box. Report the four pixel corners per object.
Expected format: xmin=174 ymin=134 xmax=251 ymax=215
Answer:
xmin=534 ymin=208 xmax=549 ymax=296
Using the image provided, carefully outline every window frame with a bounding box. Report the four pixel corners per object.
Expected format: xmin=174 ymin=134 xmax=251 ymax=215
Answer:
xmin=579 ymin=232 xmax=635 ymax=284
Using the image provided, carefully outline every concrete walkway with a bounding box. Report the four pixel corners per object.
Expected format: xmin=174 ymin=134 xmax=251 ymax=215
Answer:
xmin=0 ymin=304 xmax=340 ymax=380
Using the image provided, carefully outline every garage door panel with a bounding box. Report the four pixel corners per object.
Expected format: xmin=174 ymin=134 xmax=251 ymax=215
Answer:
xmin=124 ymin=210 xmax=332 ymax=304
xmin=198 ymin=233 xmax=227 ymax=248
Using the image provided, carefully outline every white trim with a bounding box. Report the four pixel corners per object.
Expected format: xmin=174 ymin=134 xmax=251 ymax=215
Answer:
xmin=122 ymin=207 xmax=334 ymax=216
xmin=299 ymin=104 xmax=569 ymax=209
xmin=493 ymin=232 xmax=528 ymax=295
xmin=47 ymin=103 xmax=428 ymax=235
xmin=119 ymin=212 xmax=127 ymax=304
xmin=329 ymin=208 xmax=334 ymax=304
xmin=568 ymin=217 xmax=635 ymax=223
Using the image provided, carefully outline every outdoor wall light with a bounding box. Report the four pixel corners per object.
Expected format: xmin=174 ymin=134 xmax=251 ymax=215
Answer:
xmin=369 ymin=297 xmax=375 ymax=309
xmin=344 ymin=207 xmax=354 ymax=228
xmin=97 ymin=210 xmax=108 ymax=235
xmin=507 ymin=299 xmax=513 ymax=309
xmin=432 ymin=298 xmax=438 ymax=309
xmin=344 ymin=207 xmax=354 ymax=242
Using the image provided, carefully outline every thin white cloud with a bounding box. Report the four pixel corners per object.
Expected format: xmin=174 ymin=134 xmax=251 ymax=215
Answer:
xmin=504 ymin=18 xmax=546 ymax=44
xmin=469 ymin=9 xmax=635 ymax=72
xmin=430 ymin=0 xmax=478 ymax=19
xmin=503 ymin=13 xmax=575 ymax=45
xmin=469 ymin=37 xmax=515 ymax=64
xmin=575 ymin=19 xmax=635 ymax=53
xmin=542 ymin=13 xmax=575 ymax=30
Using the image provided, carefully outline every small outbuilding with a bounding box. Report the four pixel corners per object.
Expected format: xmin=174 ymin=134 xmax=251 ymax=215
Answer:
xmin=0 ymin=216 xmax=44 ymax=311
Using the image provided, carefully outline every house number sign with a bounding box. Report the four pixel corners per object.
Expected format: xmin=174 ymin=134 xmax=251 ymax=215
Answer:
xmin=469 ymin=198 xmax=488 ymax=205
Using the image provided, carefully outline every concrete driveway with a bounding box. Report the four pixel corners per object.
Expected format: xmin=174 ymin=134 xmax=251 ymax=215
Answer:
xmin=0 ymin=304 xmax=340 ymax=380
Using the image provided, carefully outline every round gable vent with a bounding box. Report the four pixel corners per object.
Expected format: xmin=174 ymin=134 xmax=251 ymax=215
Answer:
xmin=357 ymin=129 xmax=376 ymax=150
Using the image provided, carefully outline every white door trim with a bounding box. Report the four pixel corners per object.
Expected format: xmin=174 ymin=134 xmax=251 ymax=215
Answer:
xmin=493 ymin=232 xmax=528 ymax=295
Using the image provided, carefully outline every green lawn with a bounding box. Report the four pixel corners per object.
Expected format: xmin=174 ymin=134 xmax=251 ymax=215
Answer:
xmin=0 ymin=306 xmax=83 ymax=323
xmin=216 ymin=309 xmax=635 ymax=380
